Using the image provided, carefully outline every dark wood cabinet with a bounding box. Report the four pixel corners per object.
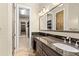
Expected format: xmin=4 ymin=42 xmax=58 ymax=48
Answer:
xmin=36 ymin=40 xmax=43 ymax=56
xmin=32 ymin=37 xmax=61 ymax=56
xmin=42 ymin=42 xmax=61 ymax=56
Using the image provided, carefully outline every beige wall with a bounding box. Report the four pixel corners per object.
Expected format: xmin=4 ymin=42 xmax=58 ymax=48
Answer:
xmin=67 ymin=4 xmax=79 ymax=31
xmin=0 ymin=3 xmax=13 ymax=56
xmin=0 ymin=3 xmax=9 ymax=56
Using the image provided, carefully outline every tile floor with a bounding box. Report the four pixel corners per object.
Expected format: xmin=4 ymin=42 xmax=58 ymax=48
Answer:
xmin=14 ymin=34 xmax=35 ymax=56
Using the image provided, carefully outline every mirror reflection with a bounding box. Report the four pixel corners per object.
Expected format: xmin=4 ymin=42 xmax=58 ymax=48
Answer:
xmin=40 ymin=3 xmax=79 ymax=32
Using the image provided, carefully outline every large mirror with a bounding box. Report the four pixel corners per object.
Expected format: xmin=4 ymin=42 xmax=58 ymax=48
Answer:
xmin=40 ymin=3 xmax=79 ymax=32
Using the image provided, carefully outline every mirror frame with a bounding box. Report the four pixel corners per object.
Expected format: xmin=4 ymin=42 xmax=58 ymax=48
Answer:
xmin=39 ymin=3 xmax=79 ymax=33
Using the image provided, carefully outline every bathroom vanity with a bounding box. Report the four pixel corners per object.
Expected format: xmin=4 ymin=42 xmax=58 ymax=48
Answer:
xmin=32 ymin=32 xmax=79 ymax=56
xmin=32 ymin=36 xmax=61 ymax=56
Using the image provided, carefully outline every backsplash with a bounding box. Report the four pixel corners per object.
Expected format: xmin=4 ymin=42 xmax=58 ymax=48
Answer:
xmin=40 ymin=31 xmax=79 ymax=39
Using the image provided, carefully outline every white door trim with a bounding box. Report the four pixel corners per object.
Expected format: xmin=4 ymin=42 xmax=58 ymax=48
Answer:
xmin=15 ymin=4 xmax=32 ymax=50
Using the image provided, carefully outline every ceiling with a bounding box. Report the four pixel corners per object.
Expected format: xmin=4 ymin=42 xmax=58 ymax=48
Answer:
xmin=19 ymin=8 xmax=29 ymax=18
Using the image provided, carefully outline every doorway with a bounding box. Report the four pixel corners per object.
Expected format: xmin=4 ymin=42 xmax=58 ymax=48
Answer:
xmin=19 ymin=8 xmax=30 ymax=37
xmin=14 ymin=4 xmax=32 ymax=55
xmin=19 ymin=8 xmax=30 ymax=49
xmin=21 ymin=22 xmax=26 ymax=35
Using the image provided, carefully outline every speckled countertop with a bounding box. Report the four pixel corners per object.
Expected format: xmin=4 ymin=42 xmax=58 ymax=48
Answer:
xmin=33 ymin=35 xmax=79 ymax=56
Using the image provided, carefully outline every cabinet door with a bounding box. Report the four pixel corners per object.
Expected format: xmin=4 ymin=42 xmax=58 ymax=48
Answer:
xmin=42 ymin=51 xmax=47 ymax=56
xmin=34 ymin=38 xmax=61 ymax=56
xmin=42 ymin=43 xmax=61 ymax=56
xmin=36 ymin=40 xmax=43 ymax=56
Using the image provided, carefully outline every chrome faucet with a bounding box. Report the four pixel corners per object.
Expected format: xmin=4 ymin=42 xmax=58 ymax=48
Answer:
xmin=63 ymin=36 xmax=71 ymax=44
xmin=68 ymin=37 xmax=71 ymax=44
xmin=75 ymin=40 xmax=79 ymax=48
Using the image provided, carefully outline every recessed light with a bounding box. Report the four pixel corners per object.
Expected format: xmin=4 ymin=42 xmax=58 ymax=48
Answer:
xmin=20 ymin=9 xmax=26 ymax=15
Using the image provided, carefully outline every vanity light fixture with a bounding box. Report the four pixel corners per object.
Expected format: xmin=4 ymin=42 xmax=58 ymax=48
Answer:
xmin=39 ymin=8 xmax=49 ymax=16
xmin=42 ymin=7 xmax=46 ymax=13
xmin=58 ymin=3 xmax=64 ymax=7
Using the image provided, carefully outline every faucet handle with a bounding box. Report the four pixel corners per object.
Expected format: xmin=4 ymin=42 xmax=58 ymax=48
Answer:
xmin=66 ymin=36 xmax=71 ymax=44
xmin=75 ymin=40 xmax=79 ymax=48
xmin=66 ymin=36 xmax=70 ymax=39
xmin=68 ymin=37 xmax=71 ymax=44
xmin=63 ymin=37 xmax=66 ymax=43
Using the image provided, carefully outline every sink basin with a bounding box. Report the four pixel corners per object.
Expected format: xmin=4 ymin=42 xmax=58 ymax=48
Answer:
xmin=53 ymin=43 xmax=79 ymax=52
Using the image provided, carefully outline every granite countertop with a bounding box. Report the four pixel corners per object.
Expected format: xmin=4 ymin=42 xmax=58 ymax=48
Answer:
xmin=33 ymin=35 xmax=79 ymax=56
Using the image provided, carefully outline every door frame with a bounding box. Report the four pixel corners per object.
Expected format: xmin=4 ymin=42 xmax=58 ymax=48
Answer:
xmin=15 ymin=4 xmax=32 ymax=50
